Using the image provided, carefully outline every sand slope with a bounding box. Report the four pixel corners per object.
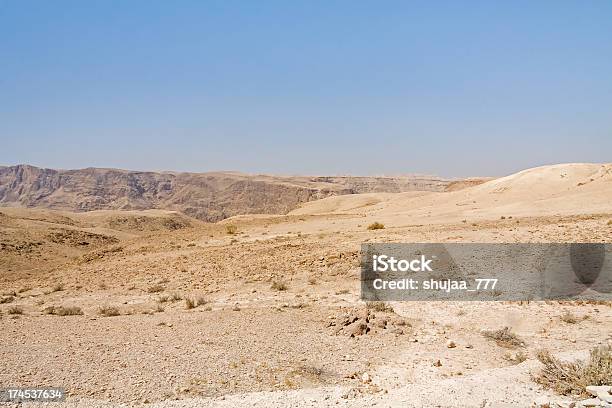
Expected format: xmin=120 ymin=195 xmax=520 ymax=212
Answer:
xmin=291 ymin=163 xmax=612 ymax=223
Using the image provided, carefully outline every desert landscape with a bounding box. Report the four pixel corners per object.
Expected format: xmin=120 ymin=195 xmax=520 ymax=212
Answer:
xmin=1 ymin=162 xmax=611 ymax=407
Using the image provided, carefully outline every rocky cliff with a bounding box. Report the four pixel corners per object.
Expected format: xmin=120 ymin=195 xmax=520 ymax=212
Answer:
xmin=0 ymin=165 xmax=452 ymax=221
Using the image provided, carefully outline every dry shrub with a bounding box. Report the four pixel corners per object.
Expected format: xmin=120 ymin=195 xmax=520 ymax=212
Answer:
xmin=366 ymin=301 xmax=394 ymax=313
xmin=225 ymin=225 xmax=237 ymax=235
xmin=0 ymin=296 xmax=14 ymax=304
xmin=98 ymin=306 xmax=120 ymax=317
xmin=288 ymin=364 xmax=323 ymax=381
xmin=157 ymin=292 xmax=183 ymax=303
xmin=290 ymin=302 xmax=308 ymax=309
xmin=534 ymin=344 xmax=612 ymax=396
xmin=367 ymin=222 xmax=385 ymax=230
xmin=503 ymin=351 xmax=528 ymax=365
xmin=560 ymin=310 xmax=579 ymax=324
xmin=483 ymin=327 xmax=524 ymax=348
xmin=271 ymin=280 xmax=288 ymax=291
xmin=335 ymin=289 xmax=350 ymax=295
xmin=147 ymin=284 xmax=165 ymax=293
xmin=7 ymin=306 xmax=23 ymax=315
xmin=185 ymin=293 xmax=207 ymax=309
xmin=185 ymin=298 xmax=195 ymax=310
xmin=51 ymin=283 xmax=64 ymax=292
xmin=307 ymin=277 xmax=317 ymax=285
xmin=44 ymin=306 xmax=83 ymax=316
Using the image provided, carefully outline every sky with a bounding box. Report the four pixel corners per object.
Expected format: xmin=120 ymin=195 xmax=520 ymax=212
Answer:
xmin=1 ymin=1 xmax=611 ymax=177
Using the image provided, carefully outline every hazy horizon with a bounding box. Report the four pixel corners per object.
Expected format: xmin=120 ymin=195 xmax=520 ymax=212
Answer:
xmin=1 ymin=160 xmax=609 ymax=180
xmin=2 ymin=1 xmax=611 ymax=177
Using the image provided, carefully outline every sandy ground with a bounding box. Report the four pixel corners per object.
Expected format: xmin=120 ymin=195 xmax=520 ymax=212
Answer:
xmin=1 ymin=163 xmax=611 ymax=407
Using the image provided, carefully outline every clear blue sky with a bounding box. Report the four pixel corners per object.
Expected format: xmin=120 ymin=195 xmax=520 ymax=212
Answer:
xmin=1 ymin=1 xmax=611 ymax=177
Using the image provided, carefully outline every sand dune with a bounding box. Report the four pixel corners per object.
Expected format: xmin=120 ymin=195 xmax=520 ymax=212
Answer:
xmin=291 ymin=163 xmax=612 ymax=223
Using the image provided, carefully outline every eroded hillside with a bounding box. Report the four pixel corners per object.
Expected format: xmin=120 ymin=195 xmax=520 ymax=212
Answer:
xmin=0 ymin=165 xmax=456 ymax=221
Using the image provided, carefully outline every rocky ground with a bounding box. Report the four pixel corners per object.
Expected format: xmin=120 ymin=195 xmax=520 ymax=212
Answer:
xmin=1 ymin=163 xmax=611 ymax=407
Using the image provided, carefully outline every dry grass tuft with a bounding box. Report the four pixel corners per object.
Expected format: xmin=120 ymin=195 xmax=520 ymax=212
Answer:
xmin=225 ymin=225 xmax=237 ymax=235
xmin=51 ymin=283 xmax=64 ymax=292
xmin=44 ymin=306 xmax=83 ymax=316
xmin=7 ymin=306 xmax=23 ymax=315
xmin=0 ymin=295 xmax=15 ymax=304
xmin=158 ymin=292 xmax=183 ymax=303
xmin=503 ymin=351 xmax=528 ymax=365
xmin=147 ymin=284 xmax=165 ymax=293
xmin=367 ymin=222 xmax=385 ymax=230
xmin=483 ymin=327 xmax=524 ymax=348
xmin=185 ymin=293 xmax=207 ymax=309
xmin=534 ymin=344 xmax=612 ymax=396
xmin=98 ymin=306 xmax=121 ymax=317
xmin=195 ymin=295 xmax=208 ymax=306
xmin=185 ymin=298 xmax=195 ymax=309
xmin=560 ymin=310 xmax=580 ymax=324
xmin=271 ymin=280 xmax=288 ymax=291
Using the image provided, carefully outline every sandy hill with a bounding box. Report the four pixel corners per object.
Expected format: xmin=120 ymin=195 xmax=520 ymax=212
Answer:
xmin=0 ymin=207 xmax=206 ymax=281
xmin=0 ymin=164 xmax=460 ymax=222
xmin=291 ymin=163 xmax=612 ymax=224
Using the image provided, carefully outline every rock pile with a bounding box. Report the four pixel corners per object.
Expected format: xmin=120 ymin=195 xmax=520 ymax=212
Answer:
xmin=327 ymin=308 xmax=409 ymax=337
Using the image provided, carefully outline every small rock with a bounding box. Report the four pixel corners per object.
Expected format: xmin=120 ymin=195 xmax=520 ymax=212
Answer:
xmin=361 ymin=373 xmax=371 ymax=384
xmin=374 ymin=319 xmax=387 ymax=329
xmin=586 ymin=386 xmax=611 ymax=396
xmin=578 ymin=398 xmax=601 ymax=407
xmin=533 ymin=396 xmax=550 ymax=407
xmin=446 ymin=340 xmax=456 ymax=348
xmin=598 ymin=392 xmax=612 ymax=404
xmin=433 ymin=359 xmax=442 ymax=367
xmin=347 ymin=322 xmax=368 ymax=337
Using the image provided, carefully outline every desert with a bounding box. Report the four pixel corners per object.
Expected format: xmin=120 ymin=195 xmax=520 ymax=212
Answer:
xmin=1 ymin=162 xmax=611 ymax=407
xmin=3 ymin=2 xmax=611 ymax=405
